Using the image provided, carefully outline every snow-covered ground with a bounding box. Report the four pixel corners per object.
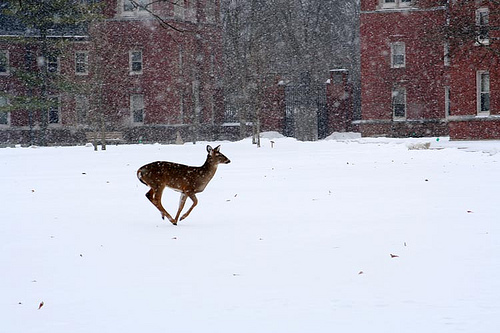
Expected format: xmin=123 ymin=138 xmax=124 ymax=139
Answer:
xmin=1 ymin=134 xmax=499 ymax=333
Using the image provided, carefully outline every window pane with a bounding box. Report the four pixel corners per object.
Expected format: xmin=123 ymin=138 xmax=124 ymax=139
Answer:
xmin=76 ymin=52 xmax=88 ymax=74
xmin=0 ymin=112 xmax=7 ymax=125
xmin=49 ymin=108 xmax=59 ymax=124
xmin=174 ymin=1 xmax=185 ymax=19
xmin=133 ymin=109 xmax=144 ymax=123
xmin=0 ymin=96 xmax=7 ymax=125
xmin=394 ymin=54 xmax=404 ymax=66
xmin=481 ymin=73 xmax=490 ymax=92
xmin=48 ymin=97 xmax=60 ymax=124
xmin=476 ymin=9 xmax=490 ymax=42
xmin=478 ymin=72 xmax=490 ymax=113
xmin=138 ymin=0 xmax=148 ymax=11
xmin=481 ymin=93 xmax=490 ymax=112
xmin=445 ymin=87 xmax=451 ymax=116
xmin=394 ymin=104 xmax=406 ymax=118
xmin=49 ymin=110 xmax=59 ymax=124
xmin=132 ymin=61 xmax=142 ymax=72
xmin=76 ymin=96 xmax=89 ymax=124
xmin=131 ymin=51 xmax=141 ymax=62
xmin=392 ymin=88 xmax=406 ymax=118
xmin=0 ymin=51 xmax=8 ymax=73
xmin=479 ymin=11 xmax=489 ymax=26
xmin=47 ymin=56 xmax=58 ymax=73
xmin=124 ymin=0 xmax=134 ymax=11
xmin=131 ymin=51 xmax=142 ymax=72
xmin=132 ymin=95 xmax=144 ymax=123
xmin=393 ymin=89 xmax=405 ymax=104
xmin=392 ymin=43 xmax=405 ymax=67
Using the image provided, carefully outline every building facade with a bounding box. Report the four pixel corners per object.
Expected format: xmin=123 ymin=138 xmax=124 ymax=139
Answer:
xmin=447 ymin=0 xmax=500 ymax=139
xmin=359 ymin=0 xmax=500 ymax=140
xmin=0 ymin=0 xmax=223 ymax=145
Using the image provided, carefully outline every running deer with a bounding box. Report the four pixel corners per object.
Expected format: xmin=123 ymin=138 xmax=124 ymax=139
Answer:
xmin=137 ymin=145 xmax=230 ymax=225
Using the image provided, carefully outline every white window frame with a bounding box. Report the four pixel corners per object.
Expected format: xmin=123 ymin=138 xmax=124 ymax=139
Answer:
xmin=47 ymin=55 xmax=60 ymax=74
xmin=391 ymin=42 xmax=406 ymax=68
xmin=392 ymin=87 xmax=407 ymax=120
xmin=477 ymin=71 xmax=490 ymax=115
xmin=444 ymin=42 xmax=450 ymax=67
xmin=129 ymin=50 xmax=143 ymax=75
xmin=75 ymin=95 xmax=90 ymax=126
xmin=381 ymin=0 xmax=412 ymax=9
xmin=48 ymin=96 xmax=61 ymax=126
xmin=476 ymin=8 xmax=490 ymax=46
xmin=0 ymin=96 xmax=11 ymax=126
xmin=75 ymin=51 xmax=89 ymax=75
xmin=0 ymin=50 xmax=9 ymax=75
xmin=205 ymin=0 xmax=217 ymax=23
xmin=444 ymin=86 xmax=451 ymax=118
xmin=174 ymin=0 xmax=185 ymax=20
xmin=131 ymin=94 xmax=145 ymax=124
xmin=121 ymin=0 xmax=150 ymax=17
xmin=186 ymin=0 xmax=197 ymax=23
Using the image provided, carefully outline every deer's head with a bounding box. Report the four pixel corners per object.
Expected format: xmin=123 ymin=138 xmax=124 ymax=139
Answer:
xmin=207 ymin=145 xmax=231 ymax=165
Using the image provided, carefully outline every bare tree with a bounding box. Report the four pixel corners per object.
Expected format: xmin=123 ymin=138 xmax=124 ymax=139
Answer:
xmin=439 ymin=0 xmax=500 ymax=58
xmin=1 ymin=0 xmax=101 ymax=145
xmin=221 ymin=0 xmax=360 ymax=141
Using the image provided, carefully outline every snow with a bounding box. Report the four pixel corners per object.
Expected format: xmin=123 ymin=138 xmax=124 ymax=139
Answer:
xmin=1 ymin=135 xmax=499 ymax=332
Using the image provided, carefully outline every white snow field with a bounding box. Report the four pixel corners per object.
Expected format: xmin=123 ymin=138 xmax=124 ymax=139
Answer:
xmin=1 ymin=134 xmax=499 ymax=333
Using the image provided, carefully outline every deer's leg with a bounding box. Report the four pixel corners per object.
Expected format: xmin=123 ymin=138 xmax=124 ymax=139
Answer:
xmin=145 ymin=188 xmax=154 ymax=202
xmin=147 ymin=187 xmax=175 ymax=224
xmin=180 ymin=193 xmax=198 ymax=221
xmin=174 ymin=193 xmax=188 ymax=224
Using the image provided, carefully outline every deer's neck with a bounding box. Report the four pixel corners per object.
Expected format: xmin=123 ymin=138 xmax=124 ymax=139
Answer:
xmin=202 ymin=156 xmax=218 ymax=171
xmin=190 ymin=157 xmax=217 ymax=192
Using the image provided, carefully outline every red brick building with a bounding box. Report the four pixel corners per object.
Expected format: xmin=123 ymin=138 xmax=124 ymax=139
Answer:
xmin=359 ymin=0 xmax=500 ymax=140
xmin=447 ymin=1 xmax=500 ymax=139
xmin=0 ymin=0 xmax=223 ymax=145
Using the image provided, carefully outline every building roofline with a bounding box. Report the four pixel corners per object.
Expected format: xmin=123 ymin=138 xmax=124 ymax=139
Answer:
xmin=0 ymin=33 xmax=89 ymax=40
xmin=361 ymin=6 xmax=446 ymax=15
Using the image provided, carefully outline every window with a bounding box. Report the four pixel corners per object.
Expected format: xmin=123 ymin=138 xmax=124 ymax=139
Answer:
xmin=392 ymin=87 xmax=406 ymax=119
xmin=444 ymin=86 xmax=451 ymax=117
xmin=48 ymin=96 xmax=61 ymax=125
xmin=178 ymin=47 xmax=184 ymax=74
xmin=444 ymin=42 xmax=450 ymax=67
xmin=0 ymin=96 xmax=10 ymax=126
xmin=477 ymin=71 xmax=490 ymax=114
xmin=476 ymin=8 xmax=490 ymax=45
xmin=122 ymin=0 xmax=148 ymax=15
xmin=47 ymin=55 xmax=59 ymax=74
xmin=174 ymin=0 xmax=185 ymax=19
xmin=205 ymin=0 xmax=216 ymax=23
xmin=381 ymin=0 xmax=412 ymax=9
xmin=130 ymin=50 xmax=143 ymax=74
xmin=210 ymin=53 xmax=215 ymax=77
xmin=75 ymin=51 xmax=89 ymax=75
xmin=75 ymin=95 xmax=89 ymax=125
xmin=186 ymin=0 xmax=197 ymax=22
xmin=0 ymin=50 xmax=9 ymax=75
xmin=131 ymin=94 xmax=144 ymax=123
xmin=391 ymin=42 xmax=405 ymax=68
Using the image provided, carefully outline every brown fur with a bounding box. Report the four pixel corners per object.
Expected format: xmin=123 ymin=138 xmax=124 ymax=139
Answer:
xmin=137 ymin=145 xmax=230 ymax=225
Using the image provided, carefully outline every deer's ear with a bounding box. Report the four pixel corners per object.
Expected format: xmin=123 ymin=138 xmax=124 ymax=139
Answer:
xmin=214 ymin=145 xmax=221 ymax=152
xmin=207 ymin=145 xmax=213 ymax=153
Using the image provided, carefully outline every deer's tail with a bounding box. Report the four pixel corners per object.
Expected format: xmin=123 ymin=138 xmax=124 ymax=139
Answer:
xmin=137 ymin=168 xmax=148 ymax=186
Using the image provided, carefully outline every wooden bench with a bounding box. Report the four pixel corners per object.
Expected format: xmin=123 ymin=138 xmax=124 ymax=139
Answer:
xmin=85 ymin=131 xmax=124 ymax=144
